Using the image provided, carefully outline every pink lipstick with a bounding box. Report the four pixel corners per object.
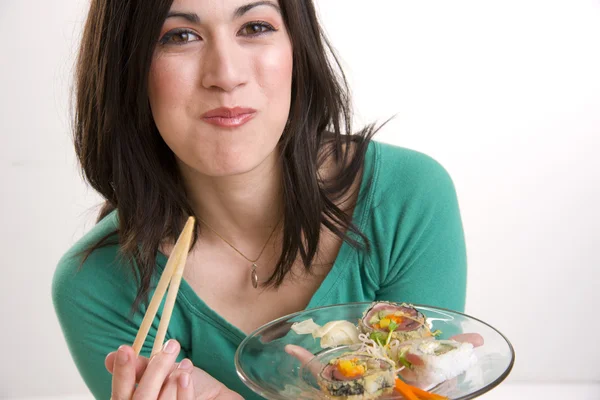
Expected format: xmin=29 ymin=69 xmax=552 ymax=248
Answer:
xmin=201 ymin=107 xmax=256 ymax=128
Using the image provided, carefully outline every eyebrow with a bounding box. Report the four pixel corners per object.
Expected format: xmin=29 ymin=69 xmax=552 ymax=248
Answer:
xmin=166 ymin=1 xmax=281 ymax=24
xmin=234 ymin=1 xmax=280 ymax=18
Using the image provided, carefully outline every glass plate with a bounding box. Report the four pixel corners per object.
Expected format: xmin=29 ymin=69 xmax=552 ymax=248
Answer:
xmin=235 ymin=302 xmax=515 ymax=399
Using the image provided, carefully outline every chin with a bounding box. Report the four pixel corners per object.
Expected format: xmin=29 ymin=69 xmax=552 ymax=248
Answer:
xmin=196 ymin=147 xmax=280 ymax=178
xmin=173 ymin=123 xmax=284 ymax=178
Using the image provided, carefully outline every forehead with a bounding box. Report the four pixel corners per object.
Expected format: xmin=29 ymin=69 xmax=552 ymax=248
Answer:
xmin=168 ymin=0 xmax=282 ymax=16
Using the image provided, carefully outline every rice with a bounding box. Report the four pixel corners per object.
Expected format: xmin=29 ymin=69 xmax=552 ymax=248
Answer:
xmin=400 ymin=339 xmax=477 ymax=388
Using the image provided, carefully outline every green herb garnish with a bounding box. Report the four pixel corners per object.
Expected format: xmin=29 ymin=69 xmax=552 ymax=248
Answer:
xmin=398 ymin=348 xmax=413 ymax=369
xmin=369 ymin=331 xmax=387 ymax=347
xmin=398 ymin=356 xmax=413 ymax=369
xmin=385 ymin=321 xmax=398 ymax=346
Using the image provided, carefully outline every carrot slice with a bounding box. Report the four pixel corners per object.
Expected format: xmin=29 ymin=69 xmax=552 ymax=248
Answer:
xmin=394 ymin=378 xmax=420 ymax=400
xmin=409 ymin=385 xmax=448 ymax=400
xmin=395 ymin=378 xmax=449 ymax=400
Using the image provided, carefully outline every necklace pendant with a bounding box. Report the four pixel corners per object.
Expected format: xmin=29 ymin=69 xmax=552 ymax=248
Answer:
xmin=251 ymin=263 xmax=259 ymax=289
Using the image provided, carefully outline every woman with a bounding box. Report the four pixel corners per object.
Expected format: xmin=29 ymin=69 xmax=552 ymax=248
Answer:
xmin=52 ymin=0 xmax=467 ymax=398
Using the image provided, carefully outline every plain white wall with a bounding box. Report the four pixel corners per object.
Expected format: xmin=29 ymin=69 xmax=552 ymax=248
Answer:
xmin=1 ymin=0 xmax=599 ymax=398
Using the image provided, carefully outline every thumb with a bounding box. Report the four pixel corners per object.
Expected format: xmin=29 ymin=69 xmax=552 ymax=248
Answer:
xmin=285 ymin=344 xmax=322 ymax=378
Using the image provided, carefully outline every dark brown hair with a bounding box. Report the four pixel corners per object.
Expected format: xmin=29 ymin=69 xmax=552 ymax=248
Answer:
xmin=75 ymin=0 xmax=383 ymax=309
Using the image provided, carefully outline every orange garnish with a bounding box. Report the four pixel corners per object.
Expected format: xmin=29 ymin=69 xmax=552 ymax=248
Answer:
xmin=395 ymin=378 xmax=419 ymax=400
xmin=337 ymin=359 xmax=365 ymax=378
xmin=395 ymin=378 xmax=448 ymax=400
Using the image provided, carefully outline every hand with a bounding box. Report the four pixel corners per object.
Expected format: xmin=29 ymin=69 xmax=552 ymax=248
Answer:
xmin=106 ymin=339 xmax=242 ymax=400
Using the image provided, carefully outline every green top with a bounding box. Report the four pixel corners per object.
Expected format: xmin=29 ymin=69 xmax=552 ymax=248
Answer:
xmin=52 ymin=141 xmax=467 ymax=399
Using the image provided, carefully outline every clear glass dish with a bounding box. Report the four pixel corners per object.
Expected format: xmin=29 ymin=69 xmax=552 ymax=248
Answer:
xmin=235 ymin=302 xmax=515 ymax=399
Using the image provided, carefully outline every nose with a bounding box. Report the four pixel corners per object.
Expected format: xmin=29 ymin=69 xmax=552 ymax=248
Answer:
xmin=200 ymin=37 xmax=247 ymax=92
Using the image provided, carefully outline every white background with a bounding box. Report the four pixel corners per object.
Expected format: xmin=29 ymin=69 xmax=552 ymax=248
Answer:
xmin=1 ymin=0 xmax=599 ymax=399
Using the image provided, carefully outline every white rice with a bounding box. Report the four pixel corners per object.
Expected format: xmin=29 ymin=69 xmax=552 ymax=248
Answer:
xmin=404 ymin=339 xmax=477 ymax=388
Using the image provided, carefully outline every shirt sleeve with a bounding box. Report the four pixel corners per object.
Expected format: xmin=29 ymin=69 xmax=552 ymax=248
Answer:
xmin=372 ymin=149 xmax=467 ymax=312
xmin=52 ymin=244 xmax=183 ymax=399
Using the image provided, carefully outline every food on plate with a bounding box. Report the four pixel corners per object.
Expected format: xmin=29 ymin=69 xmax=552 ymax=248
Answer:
xmin=290 ymin=301 xmax=484 ymax=399
xmin=358 ymin=302 xmax=435 ymax=343
xmin=291 ymin=319 xmax=360 ymax=348
xmin=395 ymin=338 xmax=477 ymax=388
xmin=317 ymin=353 xmax=395 ymax=399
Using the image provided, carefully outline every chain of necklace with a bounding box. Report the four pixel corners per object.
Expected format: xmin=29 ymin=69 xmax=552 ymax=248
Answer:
xmin=197 ymin=216 xmax=281 ymax=288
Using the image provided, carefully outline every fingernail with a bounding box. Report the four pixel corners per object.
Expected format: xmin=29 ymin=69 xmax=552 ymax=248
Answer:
xmin=179 ymin=374 xmax=190 ymax=388
xmin=163 ymin=339 xmax=178 ymax=354
xmin=178 ymin=358 xmax=193 ymax=370
xmin=117 ymin=346 xmax=129 ymax=365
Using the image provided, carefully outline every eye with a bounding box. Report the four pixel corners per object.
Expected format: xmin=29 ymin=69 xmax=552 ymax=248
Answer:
xmin=238 ymin=21 xmax=276 ymax=37
xmin=160 ymin=29 xmax=201 ymax=45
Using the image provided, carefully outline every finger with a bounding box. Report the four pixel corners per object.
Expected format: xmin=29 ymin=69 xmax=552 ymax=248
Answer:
xmin=132 ymin=339 xmax=181 ymax=400
xmin=284 ymin=344 xmax=314 ymax=365
xmin=106 ymin=349 xmax=181 ymax=383
xmin=106 ymin=350 xmax=151 ymax=380
xmin=285 ymin=344 xmax=323 ymax=378
xmin=177 ymin=369 xmax=194 ymax=400
xmin=158 ymin=359 xmax=194 ymax=400
xmin=111 ymin=345 xmax=136 ymax=400
xmin=449 ymin=333 xmax=485 ymax=348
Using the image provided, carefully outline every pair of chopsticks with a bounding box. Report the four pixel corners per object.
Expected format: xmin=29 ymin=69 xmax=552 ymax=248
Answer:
xmin=109 ymin=217 xmax=194 ymax=399
xmin=132 ymin=216 xmax=196 ymax=357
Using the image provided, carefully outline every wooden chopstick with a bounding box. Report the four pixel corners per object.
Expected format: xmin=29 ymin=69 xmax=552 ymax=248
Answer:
xmin=131 ymin=216 xmax=195 ymax=357
xmin=109 ymin=217 xmax=195 ymax=400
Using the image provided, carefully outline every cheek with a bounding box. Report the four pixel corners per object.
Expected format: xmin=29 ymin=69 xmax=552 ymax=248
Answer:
xmin=148 ymin=56 xmax=197 ymax=130
xmin=256 ymin=44 xmax=294 ymax=115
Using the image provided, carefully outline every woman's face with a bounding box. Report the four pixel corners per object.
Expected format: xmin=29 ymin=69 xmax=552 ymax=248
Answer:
xmin=148 ymin=0 xmax=293 ymax=177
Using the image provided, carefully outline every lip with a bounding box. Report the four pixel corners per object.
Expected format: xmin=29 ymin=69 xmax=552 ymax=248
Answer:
xmin=201 ymin=107 xmax=257 ymax=128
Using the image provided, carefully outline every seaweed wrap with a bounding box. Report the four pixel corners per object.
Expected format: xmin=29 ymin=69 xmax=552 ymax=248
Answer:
xmin=359 ymin=302 xmax=432 ymax=343
xmin=317 ymin=353 xmax=395 ymax=399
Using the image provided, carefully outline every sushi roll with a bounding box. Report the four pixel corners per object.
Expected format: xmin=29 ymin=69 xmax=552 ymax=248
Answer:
xmin=317 ymin=354 xmax=395 ymax=399
xmin=396 ymin=338 xmax=477 ymax=388
xmin=359 ymin=302 xmax=432 ymax=343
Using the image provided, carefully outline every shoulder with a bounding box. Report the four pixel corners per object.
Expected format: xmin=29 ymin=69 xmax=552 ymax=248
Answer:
xmin=362 ymin=142 xmax=467 ymax=307
xmin=53 ymin=211 xmax=120 ymax=284
xmin=367 ymin=140 xmax=458 ymax=208
xmin=52 ymin=211 xmax=136 ymax=312
xmin=51 ymin=212 xmax=144 ymax=400
xmin=371 ymin=141 xmax=455 ymax=193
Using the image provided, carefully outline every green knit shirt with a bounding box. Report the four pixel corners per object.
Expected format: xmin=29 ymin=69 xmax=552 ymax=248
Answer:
xmin=52 ymin=141 xmax=467 ymax=399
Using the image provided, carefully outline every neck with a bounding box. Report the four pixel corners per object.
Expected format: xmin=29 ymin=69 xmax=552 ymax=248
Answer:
xmin=178 ymin=151 xmax=283 ymax=241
